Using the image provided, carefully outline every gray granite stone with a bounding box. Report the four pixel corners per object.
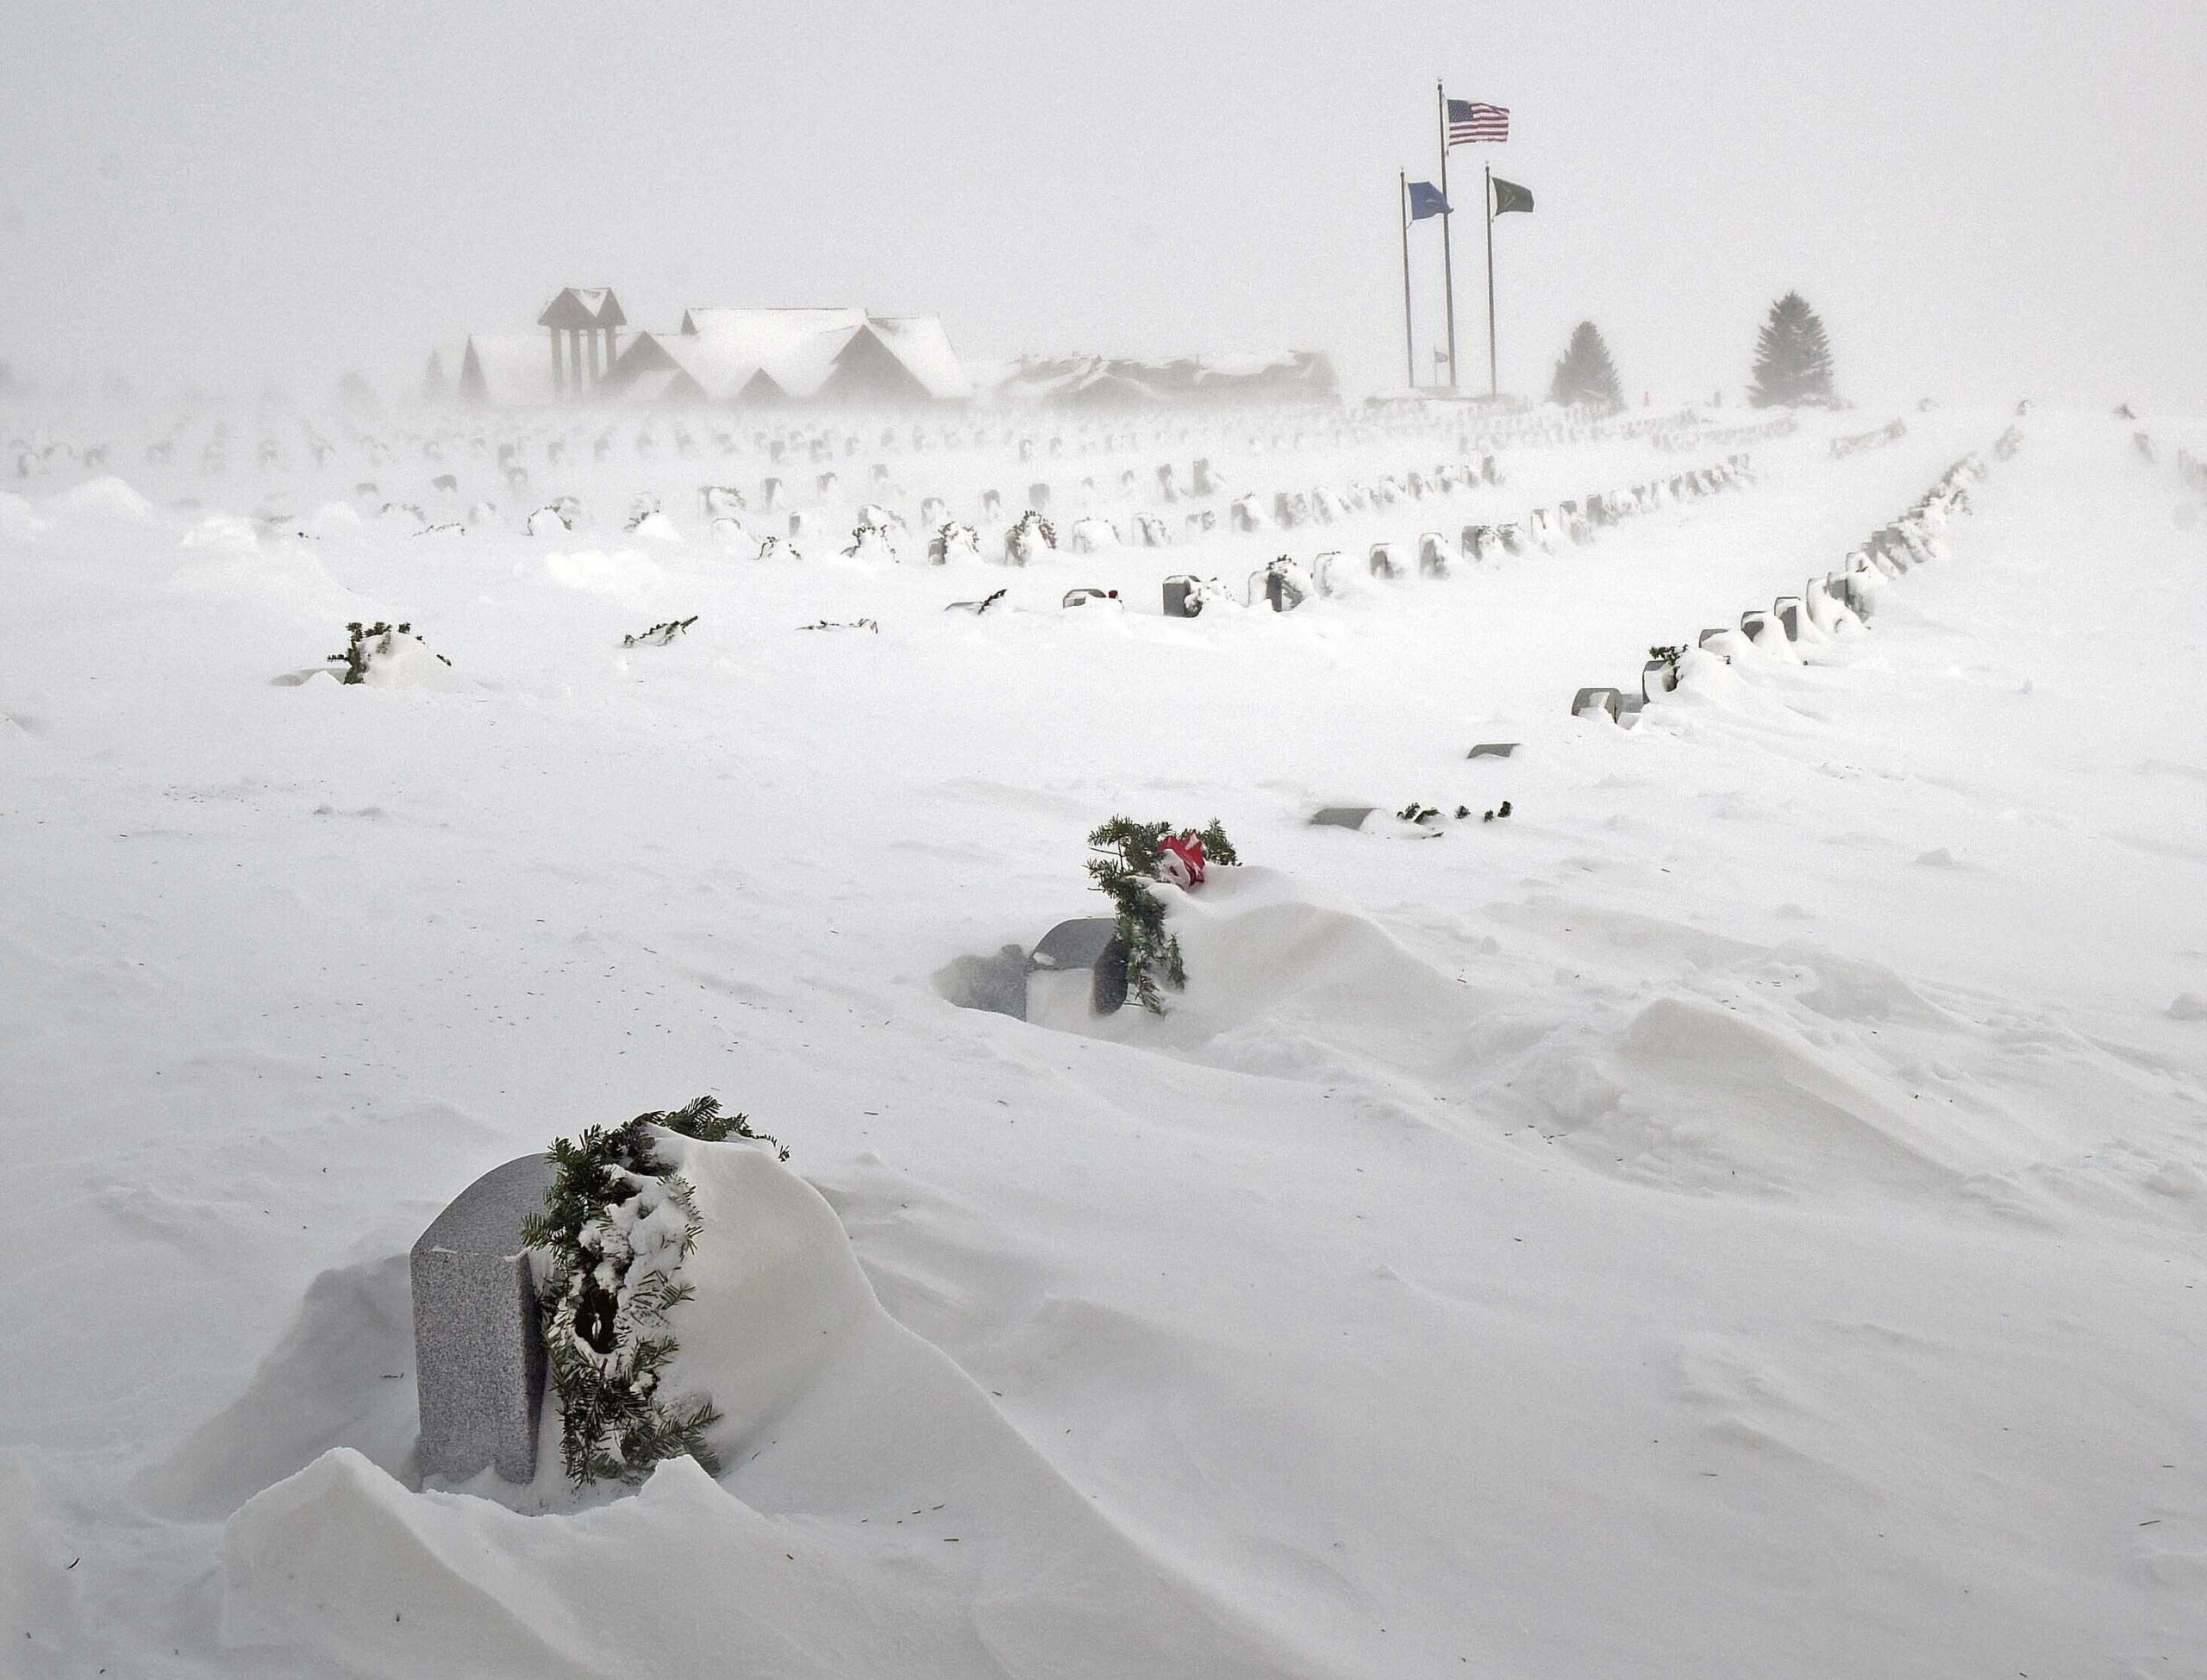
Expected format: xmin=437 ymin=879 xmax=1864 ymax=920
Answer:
xmin=1572 ymin=686 xmax=1622 ymax=722
xmin=1028 ymin=917 xmax=1129 ymax=1015
xmin=1310 ymin=806 xmax=1379 ymax=830
xmin=411 ymin=1153 xmax=555 ymax=1484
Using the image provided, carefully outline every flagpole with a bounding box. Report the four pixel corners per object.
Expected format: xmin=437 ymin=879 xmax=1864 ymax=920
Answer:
xmin=1399 ymin=172 xmax=1415 ymax=390
xmin=1437 ymin=81 xmax=1458 ymax=392
xmin=1485 ymin=163 xmax=1498 ymax=397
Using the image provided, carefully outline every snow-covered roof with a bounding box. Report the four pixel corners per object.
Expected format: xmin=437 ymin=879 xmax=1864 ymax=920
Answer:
xmin=459 ymin=334 xmax=560 ymax=407
xmin=867 ymin=316 xmax=973 ymax=401
xmin=678 ymin=309 xmax=866 ymax=399
xmin=537 ymin=288 xmax=627 ymax=328
xmin=606 ymin=331 xmax=767 ymax=403
xmin=676 ymin=309 xmax=969 ymax=403
xmin=985 ymin=350 xmax=1338 ymax=407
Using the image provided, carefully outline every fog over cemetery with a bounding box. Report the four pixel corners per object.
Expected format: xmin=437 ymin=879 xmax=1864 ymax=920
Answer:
xmin=4 ymin=5 xmax=2207 ymax=1678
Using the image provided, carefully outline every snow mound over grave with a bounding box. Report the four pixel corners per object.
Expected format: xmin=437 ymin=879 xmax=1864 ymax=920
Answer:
xmin=303 ymin=501 xmax=366 ymax=540
xmin=180 ymin=512 xmax=262 ymax=552
xmin=527 ymin=546 xmax=666 ymax=601
xmin=1593 ymin=993 xmax=1961 ymax=1193
xmin=48 ymin=474 xmax=156 ymax=522
xmin=0 ymin=490 xmax=42 ymax=538
xmin=1027 ymin=866 xmax=1505 ymax=1081
xmin=139 ymin=1254 xmax=418 ymax=1521
xmin=350 ymin=631 xmax=470 ymax=690
xmin=222 ymin=1144 xmax=1316 ymax=1680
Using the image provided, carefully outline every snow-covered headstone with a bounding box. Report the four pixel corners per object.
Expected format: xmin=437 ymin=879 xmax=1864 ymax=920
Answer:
xmin=1310 ymin=806 xmax=1378 ymax=831
xmin=1026 ymin=917 xmax=1129 ymax=1020
xmin=1163 ymin=575 xmax=1230 ymax=617
xmin=410 ymin=1153 xmax=556 ymax=1483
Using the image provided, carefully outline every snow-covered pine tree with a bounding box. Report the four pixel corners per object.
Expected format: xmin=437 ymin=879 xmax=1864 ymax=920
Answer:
xmin=1547 ymin=322 xmax=1624 ymax=412
xmin=420 ymin=350 xmax=447 ymax=404
xmin=1749 ymin=292 xmax=1837 ymax=408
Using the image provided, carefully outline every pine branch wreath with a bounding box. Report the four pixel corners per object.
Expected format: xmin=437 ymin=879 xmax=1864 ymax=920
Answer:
xmin=1084 ymin=817 xmax=1238 ymax=1015
xmin=327 ymin=621 xmax=451 ymax=683
xmin=520 ymin=1096 xmax=785 ymax=1488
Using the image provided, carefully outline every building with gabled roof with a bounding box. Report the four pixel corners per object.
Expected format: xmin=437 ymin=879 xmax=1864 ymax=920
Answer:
xmin=594 ymin=331 xmax=763 ymax=405
xmin=535 ymin=288 xmax=626 ymax=397
xmin=982 ymin=350 xmax=1338 ymax=409
xmin=451 ymin=292 xmax=974 ymax=409
xmin=659 ymin=309 xmax=972 ymax=405
xmin=457 ymin=334 xmax=560 ymax=407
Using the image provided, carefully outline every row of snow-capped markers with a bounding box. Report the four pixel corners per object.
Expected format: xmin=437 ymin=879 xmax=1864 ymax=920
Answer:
xmin=933 ymin=453 xmax=1754 ymax=615
xmin=1569 ymin=428 xmax=2023 ymax=725
xmin=473 ymin=446 xmax=1519 ymax=554
xmin=1132 ymin=454 xmax=1757 ymax=618
xmin=7 ymin=395 xmax=1666 ymax=490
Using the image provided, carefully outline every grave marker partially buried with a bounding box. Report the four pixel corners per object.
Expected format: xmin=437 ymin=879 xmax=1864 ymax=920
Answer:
xmin=410 ymin=1153 xmax=557 ymax=1484
xmin=1027 ymin=917 xmax=1130 ymax=1019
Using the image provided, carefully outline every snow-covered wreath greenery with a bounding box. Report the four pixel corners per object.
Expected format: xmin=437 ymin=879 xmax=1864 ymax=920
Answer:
xmin=328 ymin=621 xmax=451 ymax=684
xmin=1085 ymin=817 xmax=1238 ymax=1015
xmin=522 ymin=1096 xmax=788 ymax=1489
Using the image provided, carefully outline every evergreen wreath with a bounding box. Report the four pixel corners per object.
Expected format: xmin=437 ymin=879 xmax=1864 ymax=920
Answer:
xmin=522 ymin=1095 xmax=787 ymax=1489
xmin=328 ymin=621 xmax=451 ymax=684
xmin=1085 ymin=817 xmax=1238 ymax=1015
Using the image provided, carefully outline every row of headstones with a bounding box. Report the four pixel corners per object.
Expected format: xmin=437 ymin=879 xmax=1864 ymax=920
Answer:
xmin=8 ymin=390 xmax=1652 ymax=497
xmin=1227 ymin=455 xmax=1504 ymax=533
xmin=509 ymin=447 xmax=1490 ymax=559
xmin=1136 ymin=453 xmax=1754 ymax=616
xmin=1829 ymin=418 xmax=1909 ymax=458
xmin=385 ymin=441 xmax=1493 ymax=551
xmin=17 ymin=380 xmax=1682 ymax=472
xmin=1650 ymin=414 xmax=1799 ymax=455
xmin=945 ymin=555 xmax=1320 ymax=618
xmin=1572 ymin=441 xmax=2007 ymax=726
xmin=691 ymin=458 xmax=1226 ymax=520
xmin=688 ymin=447 xmax=1504 ymax=558
xmin=1360 ymin=454 xmax=1754 ymax=579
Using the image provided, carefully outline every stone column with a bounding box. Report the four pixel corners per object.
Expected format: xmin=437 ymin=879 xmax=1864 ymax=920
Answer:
xmin=548 ymin=329 xmax=563 ymax=397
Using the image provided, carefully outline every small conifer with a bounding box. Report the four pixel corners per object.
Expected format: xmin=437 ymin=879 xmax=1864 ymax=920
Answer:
xmin=1749 ymin=292 xmax=1837 ymax=408
xmin=1548 ymin=322 xmax=1624 ymax=411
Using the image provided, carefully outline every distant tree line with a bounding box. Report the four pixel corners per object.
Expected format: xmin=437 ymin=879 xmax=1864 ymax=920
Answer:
xmin=1545 ymin=291 xmax=1838 ymax=413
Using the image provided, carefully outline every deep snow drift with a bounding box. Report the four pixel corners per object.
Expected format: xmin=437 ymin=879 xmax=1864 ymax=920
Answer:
xmin=2 ymin=402 xmax=2204 ymax=1678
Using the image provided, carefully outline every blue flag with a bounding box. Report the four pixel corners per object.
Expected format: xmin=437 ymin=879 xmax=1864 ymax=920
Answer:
xmin=1407 ymin=181 xmax=1450 ymax=221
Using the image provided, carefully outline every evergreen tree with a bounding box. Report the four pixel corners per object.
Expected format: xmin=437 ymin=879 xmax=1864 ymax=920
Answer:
xmin=1748 ymin=292 xmax=1837 ymax=408
xmin=1547 ymin=321 xmax=1623 ymax=411
xmin=420 ymin=349 xmax=447 ymax=404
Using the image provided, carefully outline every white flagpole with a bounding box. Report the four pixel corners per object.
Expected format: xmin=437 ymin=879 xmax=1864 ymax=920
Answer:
xmin=1437 ymin=81 xmax=1458 ymax=392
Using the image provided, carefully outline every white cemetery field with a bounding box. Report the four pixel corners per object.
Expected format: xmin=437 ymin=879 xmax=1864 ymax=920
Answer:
xmin=4 ymin=397 xmax=2206 ymax=1678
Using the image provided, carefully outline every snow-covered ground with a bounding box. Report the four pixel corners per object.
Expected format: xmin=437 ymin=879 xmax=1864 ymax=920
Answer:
xmin=3 ymin=401 xmax=2204 ymax=1677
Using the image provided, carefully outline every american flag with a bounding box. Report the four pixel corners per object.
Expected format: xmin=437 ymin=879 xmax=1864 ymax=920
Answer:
xmin=1447 ymin=99 xmax=1509 ymax=145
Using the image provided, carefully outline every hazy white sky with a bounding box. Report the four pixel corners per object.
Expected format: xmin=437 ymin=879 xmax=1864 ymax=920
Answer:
xmin=3 ymin=0 xmax=2202 ymax=408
